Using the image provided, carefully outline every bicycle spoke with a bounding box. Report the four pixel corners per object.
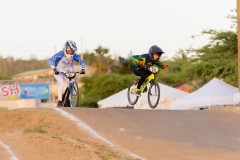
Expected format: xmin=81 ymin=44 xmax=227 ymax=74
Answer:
xmin=70 ymin=82 xmax=79 ymax=107
xmin=127 ymin=79 xmax=139 ymax=105
xmin=148 ymin=82 xmax=160 ymax=109
xmin=60 ymin=72 xmax=80 ymax=107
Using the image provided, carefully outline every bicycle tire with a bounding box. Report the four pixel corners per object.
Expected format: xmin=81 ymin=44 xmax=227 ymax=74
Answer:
xmin=127 ymin=79 xmax=139 ymax=105
xmin=147 ymin=81 xmax=160 ymax=109
xmin=62 ymin=88 xmax=70 ymax=107
xmin=69 ymin=81 xmax=79 ymax=107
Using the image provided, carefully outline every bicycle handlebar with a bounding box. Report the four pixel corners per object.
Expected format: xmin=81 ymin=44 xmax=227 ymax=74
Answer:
xmin=59 ymin=71 xmax=84 ymax=75
xmin=59 ymin=71 xmax=84 ymax=79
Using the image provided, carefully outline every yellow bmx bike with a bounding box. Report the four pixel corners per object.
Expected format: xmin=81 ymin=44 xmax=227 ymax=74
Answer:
xmin=127 ymin=64 xmax=160 ymax=109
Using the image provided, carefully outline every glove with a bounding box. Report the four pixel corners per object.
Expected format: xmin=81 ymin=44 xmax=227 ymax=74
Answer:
xmin=80 ymin=68 xmax=85 ymax=74
xmin=138 ymin=60 xmax=145 ymax=66
xmin=162 ymin=63 xmax=168 ymax=68
xmin=53 ymin=68 xmax=59 ymax=75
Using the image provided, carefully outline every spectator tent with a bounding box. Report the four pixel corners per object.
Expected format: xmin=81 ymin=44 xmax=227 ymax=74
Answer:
xmin=171 ymin=78 xmax=239 ymax=110
xmin=98 ymin=82 xmax=188 ymax=109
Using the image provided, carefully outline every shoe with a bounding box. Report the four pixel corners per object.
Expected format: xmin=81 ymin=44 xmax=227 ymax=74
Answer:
xmin=134 ymin=88 xmax=141 ymax=96
xmin=57 ymin=101 xmax=63 ymax=107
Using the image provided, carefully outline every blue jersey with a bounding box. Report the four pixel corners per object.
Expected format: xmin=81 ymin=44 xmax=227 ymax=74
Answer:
xmin=48 ymin=50 xmax=85 ymax=72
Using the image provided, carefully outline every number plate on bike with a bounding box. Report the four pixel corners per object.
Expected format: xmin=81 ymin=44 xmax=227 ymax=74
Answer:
xmin=149 ymin=66 xmax=159 ymax=73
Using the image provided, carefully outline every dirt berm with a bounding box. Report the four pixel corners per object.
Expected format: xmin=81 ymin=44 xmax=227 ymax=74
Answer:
xmin=0 ymin=107 xmax=240 ymax=160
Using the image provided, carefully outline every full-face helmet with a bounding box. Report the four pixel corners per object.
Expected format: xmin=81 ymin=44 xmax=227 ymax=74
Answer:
xmin=64 ymin=40 xmax=77 ymax=60
xmin=148 ymin=45 xmax=164 ymax=61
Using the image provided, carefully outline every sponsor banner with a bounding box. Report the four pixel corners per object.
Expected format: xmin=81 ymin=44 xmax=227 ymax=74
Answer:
xmin=20 ymin=84 xmax=50 ymax=99
xmin=0 ymin=84 xmax=50 ymax=100
xmin=0 ymin=84 xmax=21 ymax=100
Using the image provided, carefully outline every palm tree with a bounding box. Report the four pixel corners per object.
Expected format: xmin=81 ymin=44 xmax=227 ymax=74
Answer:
xmin=94 ymin=46 xmax=109 ymax=56
xmin=92 ymin=46 xmax=113 ymax=73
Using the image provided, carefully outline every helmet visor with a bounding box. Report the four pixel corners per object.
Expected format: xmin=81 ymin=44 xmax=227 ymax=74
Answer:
xmin=156 ymin=52 xmax=164 ymax=56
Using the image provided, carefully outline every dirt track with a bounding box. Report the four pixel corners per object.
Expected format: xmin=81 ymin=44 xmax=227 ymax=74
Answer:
xmin=1 ymin=107 xmax=240 ymax=160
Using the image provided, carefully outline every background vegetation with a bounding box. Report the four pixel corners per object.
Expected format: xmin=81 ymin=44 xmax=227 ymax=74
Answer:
xmin=0 ymin=56 xmax=48 ymax=79
xmin=0 ymin=12 xmax=237 ymax=107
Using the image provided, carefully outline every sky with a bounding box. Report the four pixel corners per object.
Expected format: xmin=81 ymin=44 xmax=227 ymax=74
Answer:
xmin=0 ymin=0 xmax=236 ymax=60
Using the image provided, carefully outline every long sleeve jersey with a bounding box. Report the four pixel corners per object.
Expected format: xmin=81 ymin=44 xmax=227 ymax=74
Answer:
xmin=129 ymin=53 xmax=165 ymax=69
xmin=48 ymin=50 xmax=85 ymax=72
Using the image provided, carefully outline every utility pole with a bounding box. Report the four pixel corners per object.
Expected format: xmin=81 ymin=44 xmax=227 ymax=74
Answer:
xmin=54 ymin=46 xmax=57 ymax=53
xmin=81 ymin=36 xmax=83 ymax=60
xmin=238 ymin=0 xmax=240 ymax=90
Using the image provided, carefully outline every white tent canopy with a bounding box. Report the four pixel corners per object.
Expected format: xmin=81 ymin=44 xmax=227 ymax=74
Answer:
xmin=171 ymin=78 xmax=239 ymax=110
xmin=98 ymin=82 xmax=188 ymax=109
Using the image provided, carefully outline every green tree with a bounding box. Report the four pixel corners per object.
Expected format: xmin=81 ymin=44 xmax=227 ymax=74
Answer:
xmin=94 ymin=46 xmax=109 ymax=56
xmin=0 ymin=56 xmax=49 ymax=79
xmin=90 ymin=45 xmax=115 ymax=73
xmin=112 ymin=56 xmax=132 ymax=74
xmin=162 ymin=11 xmax=237 ymax=88
xmin=187 ymin=29 xmax=237 ymax=86
xmin=158 ymin=50 xmax=192 ymax=85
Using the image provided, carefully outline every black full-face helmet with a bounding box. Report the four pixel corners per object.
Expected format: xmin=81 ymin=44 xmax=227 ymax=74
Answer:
xmin=148 ymin=45 xmax=164 ymax=61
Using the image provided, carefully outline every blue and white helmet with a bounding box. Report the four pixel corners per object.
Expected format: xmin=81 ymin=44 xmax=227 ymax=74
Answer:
xmin=64 ymin=40 xmax=77 ymax=52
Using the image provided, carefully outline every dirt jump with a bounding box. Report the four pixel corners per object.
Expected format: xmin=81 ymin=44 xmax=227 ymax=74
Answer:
xmin=0 ymin=107 xmax=240 ymax=160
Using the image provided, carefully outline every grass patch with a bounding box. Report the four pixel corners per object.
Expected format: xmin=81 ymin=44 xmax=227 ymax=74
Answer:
xmin=24 ymin=126 xmax=47 ymax=134
xmin=52 ymin=135 xmax=63 ymax=141
xmin=0 ymin=106 xmax=8 ymax=111
xmin=94 ymin=144 xmax=139 ymax=160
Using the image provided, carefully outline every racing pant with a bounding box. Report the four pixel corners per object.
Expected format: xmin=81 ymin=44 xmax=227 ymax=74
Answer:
xmin=54 ymin=74 xmax=68 ymax=101
xmin=133 ymin=67 xmax=151 ymax=89
xmin=54 ymin=67 xmax=74 ymax=101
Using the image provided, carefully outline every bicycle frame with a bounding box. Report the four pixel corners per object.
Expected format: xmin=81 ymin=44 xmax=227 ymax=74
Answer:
xmin=128 ymin=64 xmax=161 ymax=108
xmin=130 ymin=64 xmax=159 ymax=94
xmin=140 ymin=73 xmax=155 ymax=93
xmin=60 ymin=72 xmax=80 ymax=107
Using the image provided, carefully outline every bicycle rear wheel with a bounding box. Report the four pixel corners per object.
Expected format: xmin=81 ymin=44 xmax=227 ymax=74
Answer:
xmin=127 ymin=79 xmax=139 ymax=105
xmin=69 ymin=81 xmax=79 ymax=107
xmin=148 ymin=81 xmax=160 ymax=109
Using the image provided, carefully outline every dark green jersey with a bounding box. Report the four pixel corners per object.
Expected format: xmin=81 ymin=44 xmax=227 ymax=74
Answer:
xmin=129 ymin=53 xmax=164 ymax=69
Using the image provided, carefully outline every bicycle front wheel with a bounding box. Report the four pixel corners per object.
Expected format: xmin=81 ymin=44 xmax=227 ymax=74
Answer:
xmin=127 ymin=79 xmax=139 ymax=105
xmin=148 ymin=81 xmax=160 ymax=109
xmin=69 ymin=81 xmax=79 ymax=107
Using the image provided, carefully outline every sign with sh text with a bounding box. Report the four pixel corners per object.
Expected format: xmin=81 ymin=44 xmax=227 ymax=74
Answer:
xmin=0 ymin=84 xmax=21 ymax=100
xmin=0 ymin=84 xmax=50 ymax=100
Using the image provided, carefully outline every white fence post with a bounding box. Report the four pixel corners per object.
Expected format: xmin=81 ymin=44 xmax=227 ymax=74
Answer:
xmin=234 ymin=93 xmax=240 ymax=106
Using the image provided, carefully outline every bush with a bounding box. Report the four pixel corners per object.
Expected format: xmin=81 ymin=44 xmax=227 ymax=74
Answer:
xmin=79 ymin=73 xmax=135 ymax=107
